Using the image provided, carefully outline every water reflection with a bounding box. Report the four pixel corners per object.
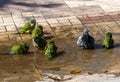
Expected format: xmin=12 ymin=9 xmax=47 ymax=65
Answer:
xmin=0 ymin=37 xmax=120 ymax=80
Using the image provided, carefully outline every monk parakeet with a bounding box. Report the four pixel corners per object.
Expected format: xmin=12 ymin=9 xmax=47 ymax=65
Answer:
xmin=20 ymin=19 xmax=36 ymax=34
xmin=45 ymin=40 xmax=57 ymax=60
xmin=9 ymin=43 xmax=29 ymax=55
xmin=20 ymin=22 xmax=31 ymax=34
xmin=102 ymin=32 xmax=114 ymax=49
xmin=30 ymin=19 xmax=36 ymax=30
xmin=32 ymin=37 xmax=47 ymax=50
xmin=32 ymin=24 xmax=43 ymax=38
xmin=32 ymin=24 xmax=46 ymax=49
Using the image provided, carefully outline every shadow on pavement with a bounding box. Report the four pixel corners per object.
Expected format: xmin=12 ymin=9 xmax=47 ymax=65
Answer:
xmin=0 ymin=0 xmax=12 ymax=7
xmin=12 ymin=1 xmax=63 ymax=8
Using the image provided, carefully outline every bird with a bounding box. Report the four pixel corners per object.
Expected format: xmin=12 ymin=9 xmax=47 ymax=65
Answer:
xmin=45 ymin=40 xmax=58 ymax=60
xmin=102 ymin=32 xmax=114 ymax=49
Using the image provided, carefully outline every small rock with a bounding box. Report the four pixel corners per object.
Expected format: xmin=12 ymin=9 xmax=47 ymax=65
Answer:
xmin=62 ymin=75 xmax=73 ymax=80
xmin=35 ymin=78 xmax=54 ymax=82
xmin=48 ymin=75 xmax=61 ymax=81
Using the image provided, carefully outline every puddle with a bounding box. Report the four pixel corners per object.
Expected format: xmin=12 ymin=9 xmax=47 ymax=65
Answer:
xmin=0 ymin=31 xmax=120 ymax=81
xmin=35 ymin=37 xmax=120 ymax=74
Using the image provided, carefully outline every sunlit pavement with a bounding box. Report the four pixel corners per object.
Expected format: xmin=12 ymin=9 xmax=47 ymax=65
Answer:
xmin=0 ymin=0 xmax=120 ymax=82
xmin=0 ymin=0 xmax=120 ymax=34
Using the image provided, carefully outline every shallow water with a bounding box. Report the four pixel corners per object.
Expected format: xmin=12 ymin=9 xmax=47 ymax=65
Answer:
xmin=35 ymin=38 xmax=120 ymax=74
xmin=0 ymin=35 xmax=120 ymax=81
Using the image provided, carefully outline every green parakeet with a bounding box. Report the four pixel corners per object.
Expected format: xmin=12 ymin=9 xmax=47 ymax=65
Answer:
xmin=32 ymin=24 xmax=43 ymax=38
xmin=20 ymin=19 xmax=36 ymax=34
xmin=102 ymin=32 xmax=114 ymax=49
xmin=106 ymin=32 xmax=112 ymax=38
xmin=20 ymin=22 xmax=31 ymax=34
xmin=45 ymin=40 xmax=57 ymax=60
xmin=30 ymin=19 xmax=36 ymax=30
xmin=36 ymin=24 xmax=43 ymax=31
xmin=9 ymin=43 xmax=29 ymax=55
xmin=32 ymin=37 xmax=47 ymax=50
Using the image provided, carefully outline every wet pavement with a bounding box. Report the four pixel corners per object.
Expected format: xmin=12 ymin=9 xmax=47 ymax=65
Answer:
xmin=0 ymin=0 xmax=120 ymax=82
xmin=0 ymin=24 xmax=120 ymax=81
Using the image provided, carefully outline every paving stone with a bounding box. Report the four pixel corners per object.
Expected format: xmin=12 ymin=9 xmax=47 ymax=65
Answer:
xmin=60 ymin=22 xmax=71 ymax=26
xmin=50 ymin=23 xmax=62 ymax=27
xmin=33 ymin=13 xmax=43 ymax=17
xmin=9 ymin=35 xmax=22 ymax=41
xmin=99 ymin=15 xmax=113 ymax=22
xmin=0 ymin=18 xmax=3 ymax=23
xmin=96 ymin=21 xmax=118 ymax=27
xmin=107 ymin=25 xmax=120 ymax=33
xmin=34 ymin=16 xmax=45 ymax=20
xmin=89 ymin=16 xmax=102 ymax=23
xmin=0 ymin=26 xmax=6 ymax=32
xmin=116 ymin=21 xmax=120 ymax=25
xmin=6 ymin=25 xmax=16 ymax=31
xmin=110 ymin=14 xmax=120 ymax=21
xmin=47 ymin=19 xmax=58 ymax=24
xmin=52 ymin=26 xmax=66 ymax=37
xmin=12 ymin=13 xmax=22 ymax=17
xmin=95 ymin=24 xmax=111 ymax=34
xmin=80 ymin=17 xmax=93 ymax=24
xmin=8 ymin=7 xmax=19 ymax=13
xmin=84 ymin=24 xmax=103 ymax=36
xmin=57 ymin=18 xmax=71 ymax=25
xmin=63 ymin=26 xmax=78 ymax=34
xmin=69 ymin=18 xmax=82 ymax=25
xmin=0 ymin=35 xmax=9 ymax=42
xmin=87 ymin=13 xmax=104 ymax=17
xmin=72 ymin=25 xmax=85 ymax=34
xmin=0 ymin=23 xmax=14 ymax=27
xmin=22 ymin=12 xmax=33 ymax=17
xmin=2 ymin=14 xmax=11 ymax=18
xmin=24 ymin=17 xmax=35 ymax=21
xmin=38 ymin=22 xmax=49 ymax=27
xmin=63 ymin=11 xmax=74 ymax=16
xmin=43 ymin=26 xmax=53 ymax=34
xmin=35 ymin=19 xmax=46 ymax=23
xmin=44 ymin=14 xmax=60 ymax=19
xmin=3 ymin=17 xmax=13 ymax=23
xmin=13 ymin=19 xmax=25 ymax=24
xmin=57 ymin=18 xmax=69 ymax=23
xmin=13 ymin=16 xmax=23 ymax=20
xmin=64 ymin=16 xmax=77 ymax=19
xmin=15 ymin=23 xmax=24 ymax=30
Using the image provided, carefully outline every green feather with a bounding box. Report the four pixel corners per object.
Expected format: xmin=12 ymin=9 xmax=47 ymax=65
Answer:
xmin=32 ymin=24 xmax=43 ymax=38
xmin=10 ymin=43 xmax=29 ymax=55
xmin=11 ymin=44 xmax=23 ymax=54
xmin=45 ymin=40 xmax=57 ymax=59
xmin=102 ymin=32 xmax=114 ymax=49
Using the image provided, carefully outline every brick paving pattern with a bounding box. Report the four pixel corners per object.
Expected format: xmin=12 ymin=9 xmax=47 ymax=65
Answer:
xmin=0 ymin=1 xmax=120 ymax=81
xmin=0 ymin=0 xmax=120 ymax=41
